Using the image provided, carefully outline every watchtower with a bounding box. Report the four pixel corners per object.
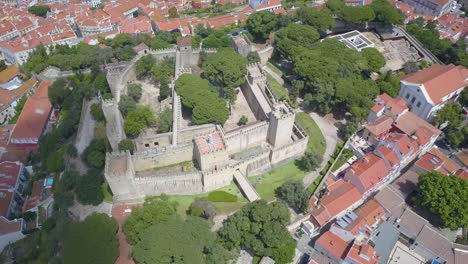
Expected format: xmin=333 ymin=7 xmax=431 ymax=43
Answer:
xmin=176 ymin=36 xmax=193 ymax=69
xmin=267 ymin=103 xmax=295 ymax=148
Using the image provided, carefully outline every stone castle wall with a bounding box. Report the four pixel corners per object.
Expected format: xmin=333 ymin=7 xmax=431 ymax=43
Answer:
xmin=134 ymin=130 xmax=173 ymax=150
xmin=102 ymin=99 xmax=126 ymax=151
xmin=135 ymin=171 xmax=204 ymax=195
xmin=178 ymin=124 xmax=217 ymax=144
xmin=132 ymin=143 xmax=194 ymax=171
xmin=222 ymin=121 xmax=269 ymax=154
xmin=270 ymin=136 xmax=308 ymax=165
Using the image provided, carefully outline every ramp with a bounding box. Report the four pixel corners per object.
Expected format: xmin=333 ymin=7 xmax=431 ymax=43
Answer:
xmin=233 ymin=171 xmax=260 ymax=202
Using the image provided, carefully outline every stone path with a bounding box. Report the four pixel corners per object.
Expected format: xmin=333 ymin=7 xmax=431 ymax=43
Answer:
xmin=112 ymin=204 xmax=137 ymax=264
xmin=68 ymin=201 xmax=113 ymax=221
xmin=302 ymin=112 xmax=340 ymax=187
xmin=234 ymin=171 xmax=260 ymax=202
xmin=74 ymin=98 xmax=97 ymax=155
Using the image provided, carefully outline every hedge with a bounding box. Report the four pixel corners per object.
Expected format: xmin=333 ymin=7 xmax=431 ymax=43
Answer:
xmin=207 ymin=191 xmax=238 ymax=202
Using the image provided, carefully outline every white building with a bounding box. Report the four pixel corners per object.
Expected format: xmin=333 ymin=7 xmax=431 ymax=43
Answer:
xmin=399 ymin=64 xmax=467 ymax=121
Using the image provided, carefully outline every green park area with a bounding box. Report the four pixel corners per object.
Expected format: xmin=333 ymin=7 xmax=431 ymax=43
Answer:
xmin=249 ymin=112 xmax=326 ymax=201
xmin=166 ymin=183 xmax=248 ymax=216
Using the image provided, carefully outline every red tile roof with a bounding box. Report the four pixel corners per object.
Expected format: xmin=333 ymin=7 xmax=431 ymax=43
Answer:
xmin=315 ymin=231 xmax=350 ymax=260
xmin=0 ymin=161 xmax=22 ymax=217
xmin=345 ymin=241 xmax=380 ymax=264
xmin=10 ymin=81 xmax=52 ymax=144
xmin=22 ymin=179 xmax=44 ymax=212
xmin=194 ymin=131 xmax=226 ymax=155
xmin=0 ymin=216 xmax=22 ymax=236
xmin=401 ymin=64 xmax=468 ymax=104
xmin=454 ymin=168 xmax=468 ymax=180
xmin=310 ymin=180 xmax=362 ymax=226
xmin=365 ymin=116 xmax=393 ymax=136
xmin=0 ymin=65 xmax=20 ymax=84
xmin=346 ymin=153 xmax=390 ymax=193
xmin=416 ymin=147 xmax=460 ymax=175
xmin=355 ymin=199 xmax=385 ymax=227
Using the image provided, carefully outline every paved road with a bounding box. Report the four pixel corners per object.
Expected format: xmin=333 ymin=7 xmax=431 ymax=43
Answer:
xmin=302 ymin=112 xmax=340 ymax=187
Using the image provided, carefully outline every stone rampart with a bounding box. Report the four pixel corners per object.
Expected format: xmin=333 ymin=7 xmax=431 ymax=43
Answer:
xmin=102 ymin=99 xmax=126 ymax=151
xmin=270 ymin=136 xmax=308 ymax=165
xmin=178 ymin=124 xmax=217 ymax=144
xmin=223 ymin=121 xmax=269 ymax=154
xmin=132 ymin=143 xmax=194 ymax=171
xmin=134 ymin=130 xmax=173 ymax=150
xmin=135 ymin=171 xmax=203 ymax=195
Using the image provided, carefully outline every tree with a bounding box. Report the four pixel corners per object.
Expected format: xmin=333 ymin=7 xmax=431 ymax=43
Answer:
xmin=75 ymin=169 xmax=104 ymax=205
xmin=275 ymin=23 xmax=320 ymax=60
xmin=194 ymin=24 xmax=210 ymax=38
xmin=238 ymin=115 xmax=248 ymax=126
xmin=123 ymin=196 xmax=178 ymax=244
xmin=48 ymin=78 xmax=70 ymax=106
xmin=202 ymin=48 xmax=248 ymax=103
xmin=341 ymin=118 xmax=361 ymax=139
xmin=62 ymin=213 xmax=119 ymax=264
xmin=202 ymin=30 xmax=231 ymax=48
xmin=188 ymin=200 xmax=216 ymax=220
xmin=402 ymin=61 xmax=420 ymax=74
xmin=0 ymin=60 xmax=7 ymax=71
xmin=124 ymin=106 xmax=157 ymax=136
xmin=127 ymin=83 xmax=142 ymax=101
xmin=28 ymin=5 xmax=50 ymax=18
xmin=417 ymin=171 xmax=468 ymax=229
xmin=297 ymin=7 xmax=335 ymax=33
xmin=434 ymin=102 xmax=464 ymax=129
xmin=325 ymin=0 xmax=345 ymax=14
xmin=133 ymin=216 xmax=229 ymax=264
xmin=159 ymin=78 xmax=171 ymax=101
xmin=118 ymin=95 xmax=137 ymax=117
xmin=459 ymin=89 xmax=468 ymax=108
xmin=370 ymin=0 xmax=405 ymax=25
xmin=340 ymin=6 xmax=375 ymax=25
xmin=90 ymin=103 xmax=105 ymax=122
xmin=118 ymin=139 xmax=134 ymax=154
xmin=246 ymin=11 xmax=277 ymax=41
xmin=218 ymin=200 xmax=295 ymax=263
xmin=409 ymin=17 xmax=425 ymax=27
xmin=361 ymin=48 xmax=385 ymax=72
xmin=275 ymin=181 xmax=310 ymax=212
xmin=82 ymin=138 xmax=107 ymax=169
xmin=135 ymin=55 xmax=156 ymax=78
xmin=158 ymin=108 xmax=173 ymax=133
xmin=300 ymin=151 xmax=322 ymax=172
xmin=378 ymin=71 xmax=401 ymax=97
xmin=168 ymin=6 xmax=179 ymax=18
xmin=247 ymin=51 xmax=261 ymax=63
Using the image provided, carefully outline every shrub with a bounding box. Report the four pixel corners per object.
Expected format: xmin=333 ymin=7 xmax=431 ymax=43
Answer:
xmin=238 ymin=115 xmax=248 ymax=126
xmin=207 ymin=191 xmax=238 ymax=202
xmin=118 ymin=139 xmax=134 ymax=154
xmin=127 ymin=83 xmax=143 ymax=101
xmin=90 ymin=103 xmax=105 ymax=122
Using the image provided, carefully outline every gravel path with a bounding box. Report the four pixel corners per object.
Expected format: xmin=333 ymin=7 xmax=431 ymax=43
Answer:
xmin=302 ymin=112 xmax=340 ymax=187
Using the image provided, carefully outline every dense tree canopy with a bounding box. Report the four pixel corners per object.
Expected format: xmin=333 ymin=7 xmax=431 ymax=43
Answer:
xmin=123 ymin=196 xmax=178 ymax=244
xmin=157 ymin=108 xmax=173 ymax=133
xmin=202 ymin=48 xmax=248 ymax=104
xmin=202 ymin=30 xmax=232 ymax=48
xmin=218 ymin=200 xmax=295 ymax=263
xmin=361 ymin=48 xmax=386 ymax=72
xmin=176 ymin=74 xmax=229 ymax=125
xmin=75 ymin=169 xmax=104 ymax=205
xmin=275 ymin=180 xmax=310 ymax=212
xmin=119 ymin=95 xmax=137 ymax=117
xmin=296 ymin=7 xmax=335 ymax=33
xmin=434 ymin=102 xmax=464 ymax=129
xmin=124 ymin=106 xmax=157 ymax=136
xmin=118 ymin=138 xmax=135 ymax=154
xmin=62 ymin=213 xmax=119 ymax=264
xmin=275 ymin=23 xmax=320 ymax=60
xmin=82 ymin=138 xmax=108 ymax=169
xmin=370 ymin=0 xmax=405 ymax=25
xmin=246 ymin=11 xmax=278 ymax=41
xmin=295 ymin=39 xmax=379 ymax=119
xmin=417 ymin=171 xmax=468 ymax=229
xmin=133 ymin=216 xmax=228 ymax=264
xmin=340 ymin=6 xmax=375 ymax=25
xmin=28 ymin=5 xmax=50 ymax=18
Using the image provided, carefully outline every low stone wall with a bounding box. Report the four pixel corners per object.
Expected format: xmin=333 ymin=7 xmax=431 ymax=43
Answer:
xmin=135 ymin=171 xmax=203 ymax=195
xmin=134 ymin=130 xmax=173 ymax=150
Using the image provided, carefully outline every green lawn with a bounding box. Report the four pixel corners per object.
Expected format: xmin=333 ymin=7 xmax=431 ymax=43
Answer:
xmin=249 ymin=161 xmax=305 ymax=201
xmin=166 ymin=183 xmax=248 ymax=216
xmin=295 ymin=112 xmax=326 ymax=157
xmin=331 ymin=148 xmax=355 ymax=172
xmin=266 ymin=74 xmax=289 ymax=102
xmin=101 ymin=181 xmax=113 ymax=202
xmin=266 ymin=61 xmax=283 ymax=76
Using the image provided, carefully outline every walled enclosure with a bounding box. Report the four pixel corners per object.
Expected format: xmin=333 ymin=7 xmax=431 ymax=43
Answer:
xmin=104 ymin=40 xmax=309 ymax=203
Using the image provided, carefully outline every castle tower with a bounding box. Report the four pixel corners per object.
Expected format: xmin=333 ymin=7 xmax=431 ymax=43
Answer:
xmin=267 ymin=103 xmax=295 ymax=148
xmin=176 ymin=36 xmax=192 ymax=69
xmin=104 ymin=151 xmax=143 ymax=203
xmin=102 ymin=99 xmax=126 ymax=151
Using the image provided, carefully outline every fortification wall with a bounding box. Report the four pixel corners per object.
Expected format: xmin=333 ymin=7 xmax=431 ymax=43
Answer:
xmin=178 ymin=124 xmax=217 ymax=144
xmin=134 ymin=130 xmax=173 ymax=150
xmin=106 ymin=62 xmax=135 ymax=101
xmin=223 ymin=121 xmax=269 ymax=154
xmin=241 ymin=77 xmax=269 ymax=121
xmin=270 ymin=137 xmax=308 ymax=165
xmin=202 ymin=165 xmax=236 ymax=192
xmin=135 ymin=171 xmax=203 ymax=195
xmin=102 ymin=99 xmax=126 ymax=151
xmin=132 ymin=143 xmax=194 ymax=171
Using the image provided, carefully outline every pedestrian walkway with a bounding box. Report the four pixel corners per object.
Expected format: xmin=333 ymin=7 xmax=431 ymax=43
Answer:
xmin=233 ymin=170 xmax=260 ymax=202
